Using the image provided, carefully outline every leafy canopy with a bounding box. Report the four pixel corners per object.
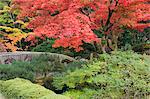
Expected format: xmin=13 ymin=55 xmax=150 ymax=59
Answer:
xmin=12 ymin=0 xmax=150 ymax=51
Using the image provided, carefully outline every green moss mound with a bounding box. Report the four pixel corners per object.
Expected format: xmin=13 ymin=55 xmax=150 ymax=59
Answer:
xmin=0 ymin=78 xmax=70 ymax=99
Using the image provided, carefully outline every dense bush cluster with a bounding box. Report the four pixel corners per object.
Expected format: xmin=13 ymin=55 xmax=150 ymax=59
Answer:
xmin=119 ymin=27 xmax=150 ymax=52
xmin=53 ymin=51 xmax=150 ymax=99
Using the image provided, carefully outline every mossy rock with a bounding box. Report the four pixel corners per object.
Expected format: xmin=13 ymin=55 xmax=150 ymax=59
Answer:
xmin=0 ymin=52 xmax=76 ymax=64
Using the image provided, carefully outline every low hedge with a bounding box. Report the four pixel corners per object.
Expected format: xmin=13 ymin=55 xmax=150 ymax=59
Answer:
xmin=0 ymin=78 xmax=70 ymax=99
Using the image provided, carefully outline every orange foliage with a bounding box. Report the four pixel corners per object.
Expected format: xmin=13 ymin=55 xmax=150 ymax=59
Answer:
xmin=12 ymin=0 xmax=150 ymax=51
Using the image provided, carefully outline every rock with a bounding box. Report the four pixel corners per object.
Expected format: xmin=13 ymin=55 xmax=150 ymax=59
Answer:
xmin=0 ymin=51 xmax=77 ymax=64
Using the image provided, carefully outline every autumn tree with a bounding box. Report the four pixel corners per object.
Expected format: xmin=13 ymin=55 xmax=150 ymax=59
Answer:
xmin=12 ymin=0 xmax=150 ymax=52
xmin=0 ymin=4 xmax=28 ymax=51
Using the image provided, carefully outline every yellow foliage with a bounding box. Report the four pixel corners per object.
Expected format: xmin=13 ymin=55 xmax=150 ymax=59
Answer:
xmin=0 ymin=26 xmax=28 ymax=51
xmin=0 ymin=5 xmax=30 ymax=52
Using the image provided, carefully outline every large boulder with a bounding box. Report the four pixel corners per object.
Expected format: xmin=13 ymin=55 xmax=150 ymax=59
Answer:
xmin=0 ymin=51 xmax=76 ymax=64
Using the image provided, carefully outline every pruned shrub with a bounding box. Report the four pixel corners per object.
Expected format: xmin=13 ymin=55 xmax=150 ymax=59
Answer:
xmin=0 ymin=78 xmax=70 ymax=99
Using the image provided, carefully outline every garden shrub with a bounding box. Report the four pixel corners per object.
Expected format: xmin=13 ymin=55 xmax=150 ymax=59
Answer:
xmin=31 ymin=39 xmax=65 ymax=54
xmin=0 ymin=78 xmax=70 ymax=99
xmin=0 ymin=54 xmax=67 ymax=81
xmin=119 ymin=27 xmax=150 ymax=51
xmin=43 ymin=60 xmax=87 ymax=92
xmin=53 ymin=51 xmax=150 ymax=99
xmin=0 ymin=62 xmax=35 ymax=81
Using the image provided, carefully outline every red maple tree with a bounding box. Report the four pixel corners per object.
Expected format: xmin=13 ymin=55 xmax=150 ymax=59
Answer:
xmin=12 ymin=0 xmax=150 ymax=52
